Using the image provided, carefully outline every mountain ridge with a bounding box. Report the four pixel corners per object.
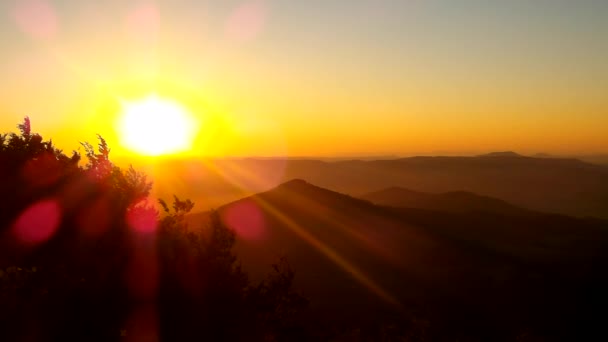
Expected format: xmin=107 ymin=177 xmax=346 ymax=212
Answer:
xmin=361 ymin=186 xmax=533 ymax=216
xmin=152 ymin=153 xmax=608 ymax=218
xmin=185 ymin=179 xmax=608 ymax=339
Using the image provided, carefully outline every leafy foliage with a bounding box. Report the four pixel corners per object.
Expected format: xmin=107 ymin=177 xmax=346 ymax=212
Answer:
xmin=0 ymin=118 xmax=307 ymax=341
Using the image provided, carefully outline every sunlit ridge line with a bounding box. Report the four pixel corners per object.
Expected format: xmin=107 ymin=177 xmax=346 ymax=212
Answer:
xmin=275 ymin=189 xmax=404 ymax=266
xmin=251 ymin=195 xmax=401 ymax=307
xmin=216 ymin=158 xmax=403 ymax=265
xmin=209 ymin=161 xmax=400 ymax=306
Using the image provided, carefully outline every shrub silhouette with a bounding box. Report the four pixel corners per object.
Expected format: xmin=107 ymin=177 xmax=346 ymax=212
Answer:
xmin=0 ymin=118 xmax=307 ymax=341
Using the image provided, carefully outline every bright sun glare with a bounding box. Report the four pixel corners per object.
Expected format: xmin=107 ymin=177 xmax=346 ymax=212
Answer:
xmin=118 ymin=95 xmax=198 ymax=156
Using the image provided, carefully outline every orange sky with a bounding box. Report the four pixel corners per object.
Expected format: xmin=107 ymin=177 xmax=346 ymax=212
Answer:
xmin=1 ymin=1 xmax=607 ymax=158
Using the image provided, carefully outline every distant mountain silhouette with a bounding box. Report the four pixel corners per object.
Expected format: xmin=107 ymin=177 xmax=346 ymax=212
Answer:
xmin=477 ymin=151 xmax=523 ymax=158
xmin=361 ymin=187 xmax=532 ymax=216
xmin=528 ymin=153 xmax=608 ymax=165
xmin=572 ymin=154 xmax=608 ymax=166
xmin=187 ymin=179 xmax=608 ymax=339
xmin=152 ymin=154 xmax=608 ymax=218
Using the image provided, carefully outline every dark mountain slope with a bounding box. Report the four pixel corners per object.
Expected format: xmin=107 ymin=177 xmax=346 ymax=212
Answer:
xmin=187 ymin=179 xmax=608 ymax=340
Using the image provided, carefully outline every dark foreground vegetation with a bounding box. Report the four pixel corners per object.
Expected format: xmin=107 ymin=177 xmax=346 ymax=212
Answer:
xmin=1 ymin=119 xmax=608 ymax=341
xmin=0 ymin=119 xmax=308 ymax=341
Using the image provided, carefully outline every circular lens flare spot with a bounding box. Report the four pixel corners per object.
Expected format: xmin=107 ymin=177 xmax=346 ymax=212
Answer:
xmin=125 ymin=2 xmax=160 ymax=44
xmin=225 ymin=0 xmax=267 ymax=42
xmin=13 ymin=199 xmax=62 ymax=245
xmin=222 ymin=200 xmax=265 ymax=241
xmin=12 ymin=0 xmax=58 ymax=40
xmin=118 ymin=94 xmax=199 ymax=156
xmin=126 ymin=206 xmax=158 ymax=233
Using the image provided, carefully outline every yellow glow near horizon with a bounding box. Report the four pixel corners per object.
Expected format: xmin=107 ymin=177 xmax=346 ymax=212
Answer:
xmin=117 ymin=94 xmax=199 ymax=156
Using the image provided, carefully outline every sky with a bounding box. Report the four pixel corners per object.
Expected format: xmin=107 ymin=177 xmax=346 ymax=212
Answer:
xmin=0 ymin=0 xmax=607 ymax=157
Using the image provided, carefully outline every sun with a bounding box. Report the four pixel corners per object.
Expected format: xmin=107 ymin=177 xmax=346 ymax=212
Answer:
xmin=118 ymin=94 xmax=199 ymax=156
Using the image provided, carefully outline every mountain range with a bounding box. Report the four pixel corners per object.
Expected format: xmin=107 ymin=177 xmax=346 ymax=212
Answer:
xmin=147 ymin=153 xmax=608 ymax=219
xmin=187 ymin=179 xmax=608 ymax=339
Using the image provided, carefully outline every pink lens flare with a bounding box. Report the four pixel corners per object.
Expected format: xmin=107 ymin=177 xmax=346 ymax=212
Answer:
xmin=127 ymin=205 xmax=158 ymax=234
xmin=125 ymin=2 xmax=161 ymax=45
xmin=222 ymin=199 xmax=266 ymax=241
xmin=12 ymin=0 xmax=59 ymax=40
xmin=12 ymin=198 xmax=62 ymax=245
xmin=225 ymin=0 xmax=267 ymax=42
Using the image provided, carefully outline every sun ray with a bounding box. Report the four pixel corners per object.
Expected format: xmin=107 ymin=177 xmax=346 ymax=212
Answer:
xmin=252 ymin=195 xmax=401 ymax=307
xmin=215 ymin=161 xmax=401 ymax=306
